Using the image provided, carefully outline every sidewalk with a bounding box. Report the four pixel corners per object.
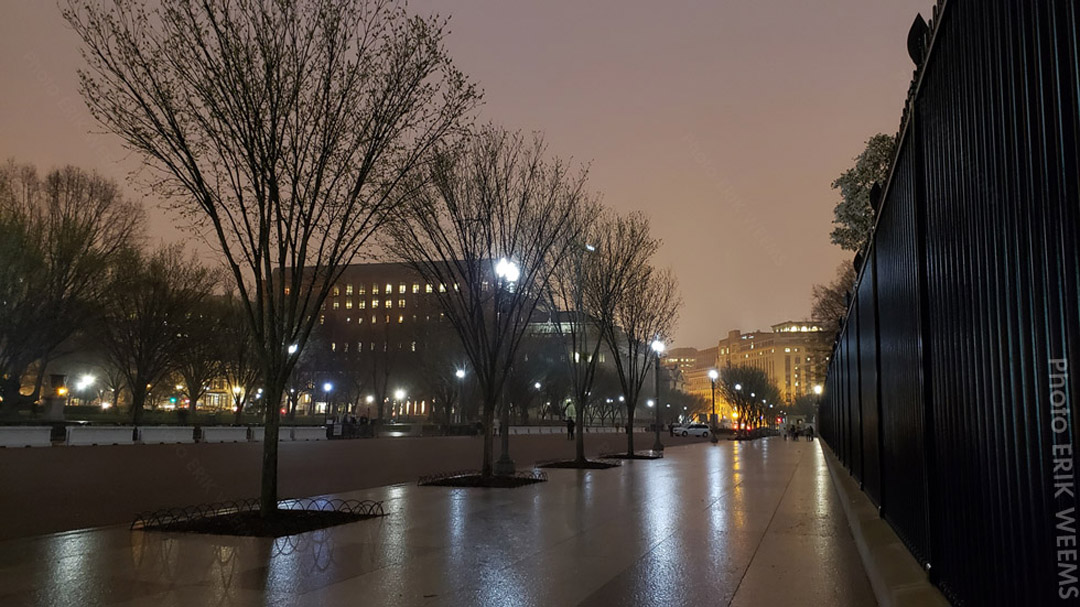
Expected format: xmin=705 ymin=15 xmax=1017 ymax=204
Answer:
xmin=0 ymin=439 xmax=874 ymax=606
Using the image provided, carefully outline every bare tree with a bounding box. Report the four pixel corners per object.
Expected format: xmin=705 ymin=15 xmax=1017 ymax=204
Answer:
xmin=388 ymin=127 xmax=587 ymax=478
xmin=99 ymin=245 xmax=217 ymax=424
xmin=174 ymin=295 xmax=228 ymax=414
xmin=601 ymin=266 xmax=681 ymax=456
xmin=811 ymin=262 xmax=857 ymax=338
xmin=545 ymin=209 xmax=656 ymax=463
xmin=413 ymin=323 xmax=468 ymax=427
xmin=219 ymin=294 xmax=262 ymax=423
xmin=716 ymin=365 xmax=782 ymax=430
xmin=65 ymin=0 xmax=477 ymax=513
xmin=0 ymin=161 xmax=142 ymax=410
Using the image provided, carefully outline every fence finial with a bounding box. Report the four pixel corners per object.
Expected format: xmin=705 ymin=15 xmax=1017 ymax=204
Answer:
xmin=907 ymin=14 xmax=929 ymax=66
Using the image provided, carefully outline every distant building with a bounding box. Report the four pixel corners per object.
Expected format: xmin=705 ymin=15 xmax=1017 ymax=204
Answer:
xmin=716 ymin=321 xmax=829 ymax=404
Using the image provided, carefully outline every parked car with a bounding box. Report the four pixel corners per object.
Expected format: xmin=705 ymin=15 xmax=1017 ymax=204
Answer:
xmin=673 ymin=422 xmax=710 ymax=437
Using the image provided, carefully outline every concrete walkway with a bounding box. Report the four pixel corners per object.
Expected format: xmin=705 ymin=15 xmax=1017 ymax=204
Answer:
xmin=0 ymin=439 xmax=874 ymax=606
xmin=0 ymin=431 xmax=703 ymax=540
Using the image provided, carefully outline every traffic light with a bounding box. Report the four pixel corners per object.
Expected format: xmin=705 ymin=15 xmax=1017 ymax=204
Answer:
xmin=169 ymin=397 xmax=178 ymax=404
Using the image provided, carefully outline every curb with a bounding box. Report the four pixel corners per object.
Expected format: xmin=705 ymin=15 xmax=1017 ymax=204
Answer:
xmin=820 ymin=442 xmax=950 ymax=607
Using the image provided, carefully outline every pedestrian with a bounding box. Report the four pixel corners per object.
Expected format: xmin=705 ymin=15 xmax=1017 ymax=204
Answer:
xmin=782 ymin=425 xmax=788 ymax=441
xmin=475 ymin=420 xmax=483 ymax=437
xmin=566 ymin=417 xmax=576 ymax=440
xmin=668 ymin=423 xmax=675 ymax=437
xmin=808 ymin=426 xmax=815 ymax=441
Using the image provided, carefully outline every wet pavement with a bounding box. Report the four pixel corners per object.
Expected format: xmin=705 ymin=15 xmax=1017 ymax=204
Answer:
xmin=0 ymin=431 xmax=702 ymax=540
xmin=0 ymin=438 xmax=875 ymax=606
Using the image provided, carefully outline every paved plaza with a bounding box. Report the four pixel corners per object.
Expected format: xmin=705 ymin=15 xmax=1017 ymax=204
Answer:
xmin=0 ymin=438 xmax=873 ymax=606
xmin=0 ymin=431 xmax=699 ymax=540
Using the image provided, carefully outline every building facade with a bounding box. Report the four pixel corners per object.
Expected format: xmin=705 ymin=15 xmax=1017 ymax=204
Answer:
xmin=716 ymin=321 xmax=829 ymax=404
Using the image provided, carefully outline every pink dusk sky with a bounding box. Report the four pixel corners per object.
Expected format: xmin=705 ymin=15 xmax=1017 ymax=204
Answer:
xmin=0 ymin=0 xmax=929 ymax=348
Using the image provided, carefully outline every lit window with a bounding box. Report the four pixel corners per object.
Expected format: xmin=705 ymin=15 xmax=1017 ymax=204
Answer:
xmin=384 ymin=299 xmax=391 ymax=309
xmin=385 ymin=315 xmax=391 ymax=323
xmin=398 ymin=299 xmax=405 ymax=308
xmin=359 ymin=301 xmax=366 ymax=309
xmin=346 ymin=300 xmax=353 ymax=309
xmin=398 ymin=283 xmax=406 ymax=294
xmin=370 ymin=342 xmax=375 ymax=352
xmin=412 ymin=283 xmax=419 ymax=294
xmin=385 ymin=283 xmax=392 ymax=294
xmin=373 ymin=300 xmax=379 ymax=308
xmin=343 ymin=343 xmax=349 ymax=353
xmin=357 ymin=342 xmax=363 ymax=352
xmin=331 ymin=342 xmax=336 ymax=352
xmin=319 ymin=315 xmax=325 ymax=325
xmin=453 ymin=283 xmax=459 ymax=292
xmin=346 ymin=317 xmax=351 ymax=323
xmin=398 ymin=315 xmax=404 ymax=324
xmin=784 ymin=347 xmax=791 ymax=353
xmin=284 ymin=287 xmax=291 ymax=295
xmin=332 ymin=286 xmax=340 ymax=296
xmin=426 ymin=284 xmax=433 ymax=293
xmin=371 ymin=315 xmax=377 ymax=323
xmin=411 ymin=341 xmax=416 ymax=352
xmin=358 ymin=285 xmax=366 ymax=294
xmin=345 ymin=285 xmax=354 ymax=295
xmin=373 ymin=284 xmax=380 ymax=294
xmin=439 ymin=284 xmax=446 ymax=292
xmin=332 ymin=301 xmax=340 ymax=310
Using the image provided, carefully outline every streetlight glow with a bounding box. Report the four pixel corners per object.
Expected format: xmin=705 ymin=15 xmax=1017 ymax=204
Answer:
xmin=365 ymin=395 xmax=375 ymax=404
xmin=323 ymin=382 xmax=333 ymax=393
xmin=394 ymin=389 xmax=406 ymax=400
xmin=813 ymin=384 xmax=824 ymax=395
xmin=651 ymin=339 xmax=665 ymax=354
xmin=456 ymin=369 xmax=466 ymax=379
xmin=494 ymin=258 xmax=520 ymax=282
xmin=534 ymin=382 xmax=541 ymax=390
xmin=287 ymin=343 xmax=298 ymax=354
xmin=735 ymin=383 xmax=742 ymax=391
xmin=708 ymin=369 xmax=718 ymax=381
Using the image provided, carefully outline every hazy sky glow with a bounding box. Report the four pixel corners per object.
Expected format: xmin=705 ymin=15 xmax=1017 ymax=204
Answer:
xmin=0 ymin=0 xmax=929 ymax=347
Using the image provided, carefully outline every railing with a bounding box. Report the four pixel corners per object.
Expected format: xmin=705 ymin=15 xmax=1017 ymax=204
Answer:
xmin=819 ymin=2 xmax=1080 ymax=605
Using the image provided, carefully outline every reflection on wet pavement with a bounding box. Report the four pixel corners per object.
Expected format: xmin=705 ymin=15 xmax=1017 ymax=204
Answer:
xmin=0 ymin=440 xmax=874 ymax=606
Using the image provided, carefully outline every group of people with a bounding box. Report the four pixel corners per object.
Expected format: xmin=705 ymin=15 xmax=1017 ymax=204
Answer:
xmin=337 ymin=413 xmax=370 ymax=438
xmin=783 ymin=424 xmax=814 ymax=441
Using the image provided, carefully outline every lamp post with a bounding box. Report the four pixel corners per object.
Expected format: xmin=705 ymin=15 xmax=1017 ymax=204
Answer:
xmin=494 ymin=258 xmax=520 ymax=476
xmin=455 ymin=369 xmax=466 ymax=424
xmin=323 ymin=382 xmax=333 ymax=417
xmin=734 ymin=383 xmax=742 ymax=432
xmin=651 ymin=339 xmax=665 ymax=452
xmin=708 ymin=369 xmax=719 ymax=443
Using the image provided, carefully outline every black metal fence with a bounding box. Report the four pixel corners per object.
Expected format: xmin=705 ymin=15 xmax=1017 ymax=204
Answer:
xmin=819 ymin=1 xmax=1080 ymax=605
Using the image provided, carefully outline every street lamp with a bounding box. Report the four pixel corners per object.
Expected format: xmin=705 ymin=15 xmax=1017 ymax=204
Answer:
xmin=651 ymin=339 xmax=665 ymax=452
xmin=455 ymin=369 xmax=467 ymax=423
xmin=708 ymin=369 xmax=719 ymax=443
xmin=323 ymin=382 xmax=334 ymax=416
xmin=813 ymin=384 xmax=824 ymax=395
xmin=494 ymin=258 xmax=520 ymax=476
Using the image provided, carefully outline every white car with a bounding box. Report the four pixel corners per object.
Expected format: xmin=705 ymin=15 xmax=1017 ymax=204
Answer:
xmin=674 ymin=422 xmax=710 ymax=437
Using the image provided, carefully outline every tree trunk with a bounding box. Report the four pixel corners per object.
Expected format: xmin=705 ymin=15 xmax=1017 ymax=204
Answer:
xmin=481 ymin=393 xmax=496 ymax=478
xmin=260 ymin=378 xmax=286 ymax=516
xmin=130 ymin=383 xmax=147 ymax=425
xmin=626 ymin=408 xmax=636 ymax=456
xmin=575 ymin=397 xmax=586 ymax=464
